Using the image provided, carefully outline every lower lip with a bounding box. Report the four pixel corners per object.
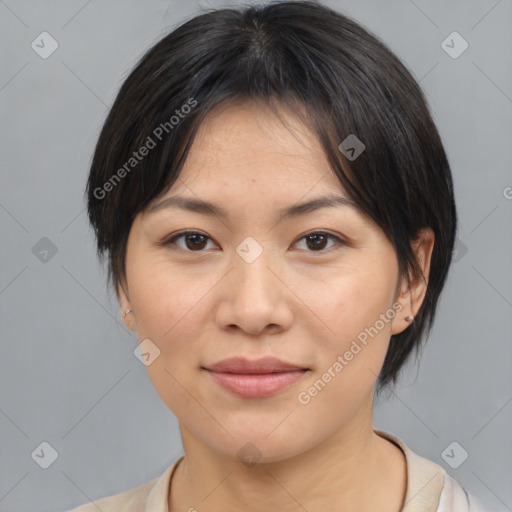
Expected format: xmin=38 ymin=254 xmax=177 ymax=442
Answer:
xmin=206 ymin=370 xmax=307 ymax=398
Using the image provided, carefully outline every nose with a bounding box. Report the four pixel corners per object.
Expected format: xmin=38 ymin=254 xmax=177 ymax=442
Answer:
xmin=214 ymin=248 xmax=293 ymax=337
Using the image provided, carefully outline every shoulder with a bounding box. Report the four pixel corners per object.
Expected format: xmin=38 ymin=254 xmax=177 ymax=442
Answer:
xmin=375 ymin=430 xmax=494 ymax=512
xmin=65 ymin=456 xmax=183 ymax=512
xmin=438 ymin=472 xmax=500 ymax=512
xmin=66 ymin=478 xmax=157 ymax=512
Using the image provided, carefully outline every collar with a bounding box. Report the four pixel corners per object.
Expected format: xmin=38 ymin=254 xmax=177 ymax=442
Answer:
xmin=375 ymin=429 xmax=445 ymax=511
xmin=145 ymin=454 xmax=184 ymax=512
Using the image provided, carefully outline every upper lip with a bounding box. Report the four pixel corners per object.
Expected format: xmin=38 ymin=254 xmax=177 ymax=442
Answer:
xmin=204 ymin=357 xmax=307 ymax=374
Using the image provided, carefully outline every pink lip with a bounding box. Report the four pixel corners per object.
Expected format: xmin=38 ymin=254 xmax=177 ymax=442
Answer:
xmin=203 ymin=357 xmax=308 ymax=398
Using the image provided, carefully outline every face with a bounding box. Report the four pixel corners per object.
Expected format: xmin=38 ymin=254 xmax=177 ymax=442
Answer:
xmin=118 ymin=100 xmax=422 ymax=463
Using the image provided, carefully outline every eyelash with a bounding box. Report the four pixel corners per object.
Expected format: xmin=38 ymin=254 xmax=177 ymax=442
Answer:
xmin=161 ymin=230 xmax=346 ymax=254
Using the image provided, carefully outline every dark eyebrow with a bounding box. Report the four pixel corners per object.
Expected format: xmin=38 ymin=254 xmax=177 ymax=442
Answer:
xmin=148 ymin=194 xmax=357 ymax=221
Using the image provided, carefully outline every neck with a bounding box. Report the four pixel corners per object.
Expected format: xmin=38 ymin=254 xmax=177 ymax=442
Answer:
xmin=169 ymin=405 xmax=406 ymax=512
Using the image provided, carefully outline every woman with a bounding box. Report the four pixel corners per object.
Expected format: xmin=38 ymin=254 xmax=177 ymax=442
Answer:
xmin=70 ymin=1 xmax=489 ymax=510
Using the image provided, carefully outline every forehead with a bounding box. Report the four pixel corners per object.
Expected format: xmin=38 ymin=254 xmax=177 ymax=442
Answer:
xmin=177 ymin=100 xmax=344 ymax=192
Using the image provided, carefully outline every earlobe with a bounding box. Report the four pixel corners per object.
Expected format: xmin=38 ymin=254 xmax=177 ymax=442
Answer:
xmin=117 ymin=283 xmax=136 ymax=330
xmin=391 ymin=228 xmax=434 ymax=335
xmin=391 ymin=287 xmax=415 ymax=335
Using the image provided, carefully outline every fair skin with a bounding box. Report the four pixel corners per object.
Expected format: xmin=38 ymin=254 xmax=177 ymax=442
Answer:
xmin=118 ymin=100 xmax=434 ymax=512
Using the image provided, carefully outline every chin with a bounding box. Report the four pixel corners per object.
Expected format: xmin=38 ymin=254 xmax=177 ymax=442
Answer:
xmin=203 ymin=426 xmax=311 ymax=466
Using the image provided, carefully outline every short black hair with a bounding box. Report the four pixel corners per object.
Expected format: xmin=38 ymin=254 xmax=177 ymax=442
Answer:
xmin=86 ymin=0 xmax=457 ymax=392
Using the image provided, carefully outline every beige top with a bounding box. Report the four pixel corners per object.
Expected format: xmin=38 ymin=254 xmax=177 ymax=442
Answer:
xmin=68 ymin=429 xmax=479 ymax=512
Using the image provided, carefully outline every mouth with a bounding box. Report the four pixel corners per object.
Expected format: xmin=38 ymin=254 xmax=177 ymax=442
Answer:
xmin=202 ymin=356 xmax=309 ymax=398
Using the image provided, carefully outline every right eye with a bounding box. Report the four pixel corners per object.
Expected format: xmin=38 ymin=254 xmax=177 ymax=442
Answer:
xmin=162 ymin=231 xmax=218 ymax=252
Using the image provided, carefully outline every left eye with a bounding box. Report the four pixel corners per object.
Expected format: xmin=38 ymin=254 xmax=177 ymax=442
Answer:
xmin=294 ymin=232 xmax=344 ymax=252
xmin=162 ymin=231 xmax=345 ymax=253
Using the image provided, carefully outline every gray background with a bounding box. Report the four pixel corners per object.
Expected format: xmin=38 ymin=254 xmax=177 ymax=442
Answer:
xmin=1 ymin=0 xmax=511 ymax=511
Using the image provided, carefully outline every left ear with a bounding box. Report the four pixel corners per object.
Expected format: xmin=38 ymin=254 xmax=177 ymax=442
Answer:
xmin=391 ymin=227 xmax=435 ymax=335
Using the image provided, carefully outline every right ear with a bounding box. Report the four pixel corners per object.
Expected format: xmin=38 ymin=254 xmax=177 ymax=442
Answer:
xmin=117 ymin=282 xmax=135 ymax=330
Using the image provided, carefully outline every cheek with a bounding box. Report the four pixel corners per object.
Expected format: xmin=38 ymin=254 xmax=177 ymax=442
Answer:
xmin=314 ymin=266 xmax=396 ymax=387
xmin=323 ymin=270 xmax=394 ymax=332
xmin=128 ymin=266 xmax=209 ymax=417
xmin=129 ymin=261 xmax=210 ymax=344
